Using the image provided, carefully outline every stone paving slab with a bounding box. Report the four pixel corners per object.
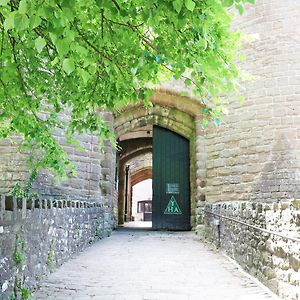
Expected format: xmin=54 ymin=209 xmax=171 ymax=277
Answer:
xmin=33 ymin=229 xmax=279 ymax=300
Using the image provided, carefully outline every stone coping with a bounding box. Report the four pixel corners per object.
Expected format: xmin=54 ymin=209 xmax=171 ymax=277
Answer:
xmin=0 ymin=195 xmax=105 ymax=226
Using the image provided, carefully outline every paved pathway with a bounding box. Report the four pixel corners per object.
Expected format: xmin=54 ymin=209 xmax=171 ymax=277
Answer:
xmin=34 ymin=228 xmax=279 ymax=300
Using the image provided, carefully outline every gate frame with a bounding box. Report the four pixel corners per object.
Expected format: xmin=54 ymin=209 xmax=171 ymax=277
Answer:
xmin=114 ymin=92 xmax=203 ymax=228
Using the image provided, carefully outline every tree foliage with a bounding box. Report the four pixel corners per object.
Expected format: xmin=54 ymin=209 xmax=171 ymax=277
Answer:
xmin=0 ymin=0 xmax=254 ymax=177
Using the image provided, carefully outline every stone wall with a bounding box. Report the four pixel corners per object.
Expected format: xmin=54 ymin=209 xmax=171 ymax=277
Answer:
xmin=0 ymin=113 xmax=116 ymax=205
xmin=36 ymin=111 xmax=116 ymax=205
xmin=198 ymin=199 xmax=300 ymax=299
xmin=192 ymin=0 xmax=300 ymax=298
xmin=128 ymin=152 xmax=152 ymax=176
xmin=201 ymin=0 xmax=300 ymax=204
xmin=194 ymin=2 xmax=300 ymax=296
xmin=0 ymin=196 xmax=114 ymax=300
xmin=0 ymin=138 xmax=29 ymax=195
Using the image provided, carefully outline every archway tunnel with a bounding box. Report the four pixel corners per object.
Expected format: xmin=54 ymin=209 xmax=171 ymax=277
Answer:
xmin=115 ymin=99 xmax=200 ymax=230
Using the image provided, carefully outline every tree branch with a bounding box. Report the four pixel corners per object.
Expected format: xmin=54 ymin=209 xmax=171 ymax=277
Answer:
xmin=7 ymin=32 xmax=28 ymax=96
xmin=111 ymin=0 xmax=120 ymax=11
xmin=105 ymin=17 xmax=144 ymax=28
xmin=101 ymin=9 xmax=104 ymax=39
xmin=73 ymin=22 xmax=114 ymax=64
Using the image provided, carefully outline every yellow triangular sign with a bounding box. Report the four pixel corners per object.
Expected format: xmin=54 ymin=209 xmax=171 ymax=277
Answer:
xmin=164 ymin=196 xmax=182 ymax=215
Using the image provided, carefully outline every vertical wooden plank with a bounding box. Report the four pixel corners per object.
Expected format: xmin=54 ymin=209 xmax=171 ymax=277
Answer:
xmin=152 ymin=126 xmax=191 ymax=230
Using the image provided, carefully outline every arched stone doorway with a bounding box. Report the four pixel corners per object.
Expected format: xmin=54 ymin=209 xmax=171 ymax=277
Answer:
xmin=130 ymin=168 xmax=152 ymax=223
xmin=115 ymin=91 xmax=202 ymax=229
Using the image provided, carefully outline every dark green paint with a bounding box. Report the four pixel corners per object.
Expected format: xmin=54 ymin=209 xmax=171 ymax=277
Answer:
xmin=152 ymin=126 xmax=191 ymax=230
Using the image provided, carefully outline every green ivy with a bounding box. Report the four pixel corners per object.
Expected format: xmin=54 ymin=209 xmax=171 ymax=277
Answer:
xmin=0 ymin=0 xmax=255 ymax=177
xmin=14 ymin=234 xmax=26 ymax=267
xmin=95 ymin=219 xmax=101 ymax=238
xmin=12 ymin=275 xmax=32 ymax=300
xmin=11 ymin=167 xmax=38 ymax=200
xmin=10 ymin=294 xmax=17 ymax=300
xmin=20 ymin=288 xmax=31 ymax=300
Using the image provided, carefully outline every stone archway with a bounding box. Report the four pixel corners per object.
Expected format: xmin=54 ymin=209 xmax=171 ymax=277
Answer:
xmin=129 ymin=166 xmax=152 ymax=222
xmin=115 ymin=91 xmax=203 ymax=228
xmin=131 ymin=167 xmax=152 ymax=186
xmin=117 ymin=137 xmax=152 ymax=224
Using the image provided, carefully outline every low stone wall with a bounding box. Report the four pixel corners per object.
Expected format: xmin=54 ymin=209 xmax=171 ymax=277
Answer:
xmin=0 ymin=196 xmax=113 ymax=300
xmin=197 ymin=200 xmax=300 ymax=300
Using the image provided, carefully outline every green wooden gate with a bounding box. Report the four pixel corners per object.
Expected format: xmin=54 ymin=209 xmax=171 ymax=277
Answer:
xmin=152 ymin=126 xmax=191 ymax=230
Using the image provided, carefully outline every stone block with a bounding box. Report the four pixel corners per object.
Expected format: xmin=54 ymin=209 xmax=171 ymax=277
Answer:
xmin=274 ymin=246 xmax=288 ymax=259
xmin=291 ymin=199 xmax=300 ymax=210
xmin=289 ymin=255 xmax=300 ymax=272
xmin=289 ymin=271 xmax=300 ymax=286
xmin=263 ymin=266 xmax=277 ymax=280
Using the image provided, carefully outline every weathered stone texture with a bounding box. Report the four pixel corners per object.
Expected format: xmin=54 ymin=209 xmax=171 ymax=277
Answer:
xmin=199 ymin=199 xmax=300 ymax=300
xmin=195 ymin=4 xmax=300 ymax=296
xmin=0 ymin=113 xmax=116 ymax=205
xmin=0 ymin=197 xmax=113 ymax=300
xmin=128 ymin=153 xmax=152 ymax=176
xmin=201 ymin=0 xmax=300 ymax=204
xmin=115 ymin=103 xmax=196 ymax=141
xmin=0 ymin=112 xmax=117 ymax=298
xmin=35 ymin=135 xmax=103 ymax=202
xmin=0 ymin=139 xmax=29 ymax=195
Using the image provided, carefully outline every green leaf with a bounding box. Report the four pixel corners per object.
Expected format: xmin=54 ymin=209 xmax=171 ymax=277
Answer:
xmin=49 ymin=33 xmax=58 ymax=44
xmin=235 ymin=3 xmax=244 ymax=15
xmin=14 ymin=13 xmax=29 ymax=31
xmin=51 ymin=57 xmax=59 ymax=67
xmin=173 ymin=0 xmax=183 ymax=13
xmin=201 ymin=120 xmax=209 ymax=129
xmin=95 ymin=0 xmax=105 ymax=8
xmin=19 ymin=0 xmax=28 ymax=14
xmin=0 ymin=0 xmax=255 ymax=178
xmin=55 ymin=39 xmax=70 ymax=57
xmin=61 ymin=7 xmax=74 ymax=21
xmin=62 ymin=58 xmax=75 ymax=75
xmin=0 ymin=0 xmax=9 ymax=6
xmin=174 ymin=70 xmax=182 ymax=80
xmin=35 ymin=37 xmax=46 ymax=53
xmin=78 ymin=68 xmax=91 ymax=84
xmin=184 ymin=78 xmax=192 ymax=86
xmin=3 ymin=13 xmax=15 ymax=31
xmin=247 ymin=0 xmax=255 ymax=3
xmin=223 ymin=0 xmax=233 ymax=7
xmin=72 ymin=44 xmax=88 ymax=56
xmin=29 ymin=15 xmax=41 ymax=29
xmin=185 ymin=0 xmax=195 ymax=11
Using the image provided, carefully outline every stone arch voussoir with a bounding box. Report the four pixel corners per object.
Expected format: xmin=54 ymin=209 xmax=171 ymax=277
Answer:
xmin=115 ymin=104 xmax=195 ymax=140
xmin=130 ymin=167 xmax=152 ymax=187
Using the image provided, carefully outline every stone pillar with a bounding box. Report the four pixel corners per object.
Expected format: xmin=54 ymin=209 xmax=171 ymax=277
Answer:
xmin=195 ymin=115 xmax=207 ymax=225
